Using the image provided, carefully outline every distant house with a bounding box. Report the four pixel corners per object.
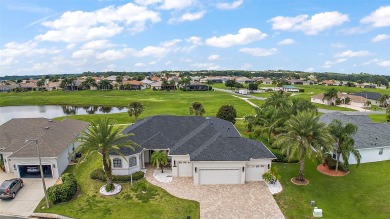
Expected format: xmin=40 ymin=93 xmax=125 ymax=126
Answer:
xmin=200 ymin=77 xmax=223 ymax=83
xmin=151 ymin=81 xmax=176 ymax=91
xmin=236 ymin=77 xmax=255 ymax=84
xmin=45 ymin=82 xmax=61 ymax=91
xmin=320 ymin=112 xmax=390 ymax=164
xmin=282 ymin=85 xmax=299 ymax=92
xmin=184 ymin=82 xmax=209 ymax=91
xmin=352 ymin=92 xmax=384 ymax=106
xmin=141 ymin=79 xmax=154 ymax=86
xmin=321 ymin=80 xmax=336 ymax=86
xmin=0 ymin=118 xmax=89 ymax=179
xmin=20 ymin=83 xmax=37 ymax=91
xmin=311 ymin=92 xmax=367 ymax=107
xmin=168 ymin=77 xmax=180 ymax=85
xmin=0 ymin=84 xmax=19 ymax=92
xmin=110 ymin=116 xmax=275 ymax=185
xmin=288 ymin=79 xmax=304 ymax=85
xmin=121 ymin=80 xmax=146 ymax=90
xmin=261 ymin=78 xmax=273 ymax=84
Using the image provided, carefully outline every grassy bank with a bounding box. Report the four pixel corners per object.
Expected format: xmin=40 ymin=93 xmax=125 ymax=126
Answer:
xmin=35 ymin=151 xmax=200 ymax=219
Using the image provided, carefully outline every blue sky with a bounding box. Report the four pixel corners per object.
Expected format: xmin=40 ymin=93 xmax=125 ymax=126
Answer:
xmin=0 ymin=0 xmax=389 ymax=76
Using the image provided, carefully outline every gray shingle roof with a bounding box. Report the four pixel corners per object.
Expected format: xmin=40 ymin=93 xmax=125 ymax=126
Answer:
xmin=0 ymin=118 xmax=89 ymax=158
xmin=319 ymin=112 xmax=390 ymax=149
xmin=116 ymin=115 xmax=274 ymax=161
xmin=352 ymin=92 xmax=383 ymax=100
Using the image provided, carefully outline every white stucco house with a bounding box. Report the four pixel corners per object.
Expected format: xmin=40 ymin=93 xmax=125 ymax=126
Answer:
xmin=320 ymin=112 xmax=390 ymax=164
xmin=109 ymin=115 xmax=275 ymax=185
xmin=311 ymin=92 xmax=367 ymax=107
xmin=0 ymin=118 xmax=89 ymax=179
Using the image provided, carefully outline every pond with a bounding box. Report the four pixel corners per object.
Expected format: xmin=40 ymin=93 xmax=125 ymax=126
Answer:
xmin=0 ymin=105 xmax=128 ymax=125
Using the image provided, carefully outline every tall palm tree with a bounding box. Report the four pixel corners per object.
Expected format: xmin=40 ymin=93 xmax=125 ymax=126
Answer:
xmin=254 ymin=107 xmax=285 ymax=143
xmin=274 ymin=111 xmax=334 ymax=181
xmin=263 ymin=91 xmax=290 ymax=109
xmin=243 ymin=114 xmax=256 ymax=132
xmin=128 ymin=101 xmax=145 ymax=122
xmin=151 ymin=151 xmax=168 ymax=173
xmin=78 ymin=118 xmax=138 ymax=190
xmin=322 ymin=88 xmax=338 ymax=105
xmin=188 ymin=102 xmax=205 ymax=116
xmin=329 ymin=119 xmax=360 ymax=171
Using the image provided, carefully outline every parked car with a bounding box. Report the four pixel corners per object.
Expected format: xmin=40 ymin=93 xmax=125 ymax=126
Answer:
xmin=0 ymin=178 xmax=24 ymax=199
xmin=27 ymin=166 xmax=40 ymax=173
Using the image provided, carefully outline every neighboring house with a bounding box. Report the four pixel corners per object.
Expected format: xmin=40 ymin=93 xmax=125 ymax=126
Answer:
xmin=288 ymin=79 xmax=304 ymax=85
xmin=168 ymin=77 xmax=180 ymax=85
xmin=0 ymin=118 xmax=89 ymax=179
xmin=45 ymin=82 xmax=62 ymax=91
xmin=122 ymin=80 xmax=146 ymax=90
xmin=319 ymin=112 xmax=390 ymax=164
xmin=110 ymin=116 xmax=275 ymax=185
xmin=282 ymin=85 xmax=299 ymax=92
xmin=352 ymin=92 xmax=383 ymax=106
xmin=141 ymin=78 xmax=154 ymax=86
xmin=311 ymin=92 xmax=367 ymax=107
xmin=184 ymin=82 xmax=209 ymax=91
xmin=236 ymin=77 xmax=255 ymax=84
xmin=150 ymin=81 xmax=176 ymax=90
xmin=321 ymin=80 xmax=336 ymax=86
xmin=0 ymin=84 xmax=19 ymax=92
xmin=20 ymin=82 xmax=37 ymax=91
xmin=261 ymin=78 xmax=273 ymax=84
xmin=200 ymin=77 xmax=223 ymax=83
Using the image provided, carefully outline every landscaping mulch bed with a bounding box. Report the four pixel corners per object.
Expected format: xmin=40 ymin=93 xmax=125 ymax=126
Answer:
xmin=290 ymin=177 xmax=309 ymax=186
xmin=317 ymin=164 xmax=349 ymax=177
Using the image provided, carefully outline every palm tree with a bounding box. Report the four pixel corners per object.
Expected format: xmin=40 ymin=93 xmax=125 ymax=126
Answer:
xmin=78 ymin=118 xmax=138 ymax=190
xmin=263 ymin=91 xmax=290 ymax=109
xmin=329 ymin=119 xmax=360 ymax=171
xmin=128 ymin=102 xmax=145 ymax=122
xmin=243 ymin=114 xmax=256 ymax=132
xmin=188 ymin=102 xmax=205 ymax=116
xmin=322 ymin=88 xmax=338 ymax=105
xmin=254 ymin=107 xmax=285 ymax=143
xmin=274 ymin=111 xmax=334 ymax=181
xmin=151 ymin=151 xmax=168 ymax=173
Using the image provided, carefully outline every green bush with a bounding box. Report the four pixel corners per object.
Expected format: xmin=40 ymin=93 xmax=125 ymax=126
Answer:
xmin=48 ymin=173 xmax=77 ymax=205
xmin=270 ymin=149 xmax=284 ymax=162
xmin=325 ymin=154 xmax=348 ymax=171
xmin=262 ymin=171 xmax=277 ymax=184
xmin=90 ymin=168 xmax=145 ymax=182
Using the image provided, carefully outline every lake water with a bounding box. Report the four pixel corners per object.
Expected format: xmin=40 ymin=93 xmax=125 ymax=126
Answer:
xmin=0 ymin=105 xmax=128 ymax=125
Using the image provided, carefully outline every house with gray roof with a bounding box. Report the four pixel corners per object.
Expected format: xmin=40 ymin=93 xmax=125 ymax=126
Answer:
xmin=110 ymin=115 xmax=275 ymax=185
xmin=0 ymin=118 xmax=89 ymax=179
xmin=320 ymin=112 xmax=390 ymax=164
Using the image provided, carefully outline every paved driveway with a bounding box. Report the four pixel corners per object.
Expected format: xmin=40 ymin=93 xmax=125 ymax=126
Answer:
xmin=146 ymin=169 xmax=285 ymax=219
xmin=0 ymin=172 xmax=56 ymax=217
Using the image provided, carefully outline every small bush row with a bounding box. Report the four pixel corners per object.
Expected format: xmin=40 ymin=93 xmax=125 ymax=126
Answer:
xmin=90 ymin=168 xmax=145 ymax=182
xmin=325 ymin=154 xmax=349 ymax=171
xmin=47 ymin=173 xmax=77 ymax=205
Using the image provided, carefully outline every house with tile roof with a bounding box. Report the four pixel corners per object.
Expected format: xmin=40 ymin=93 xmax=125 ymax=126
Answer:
xmin=0 ymin=118 xmax=89 ymax=179
xmin=311 ymin=92 xmax=367 ymax=107
xmin=320 ymin=112 xmax=390 ymax=164
xmin=110 ymin=115 xmax=275 ymax=185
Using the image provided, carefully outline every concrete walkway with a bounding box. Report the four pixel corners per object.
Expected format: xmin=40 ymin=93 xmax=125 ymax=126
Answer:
xmin=232 ymin=95 xmax=259 ymax=108
xmin=145 ymin=168 xmax=285 ymax=219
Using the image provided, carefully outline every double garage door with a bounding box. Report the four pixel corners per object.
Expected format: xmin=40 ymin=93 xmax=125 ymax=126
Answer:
xmin=199 ymin=168 xmax=241 ymax=185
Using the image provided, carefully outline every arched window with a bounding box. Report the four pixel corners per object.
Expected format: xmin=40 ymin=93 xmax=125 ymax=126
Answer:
xmin=113 ymin=158 xmax=122 ymax=168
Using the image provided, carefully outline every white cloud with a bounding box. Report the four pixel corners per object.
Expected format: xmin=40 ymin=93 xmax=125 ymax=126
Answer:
xmin=241 ymin=63 xmax=252 ymax=70
xmin=269 ymin=11 xmax=349 ymax=35
xmin=96 ymin=45 xmax=169 ymax=61
xmin=72 ymin=49 xmax=95 ymax=58
xmin=186 ymin=36 xmax=202 ymax=45
xmin=35 ymin=3 xmax=161 ymax=43
xmin=180 ymin=58 xmax=192 ymax=62
xmin=377 ymin=60 xmax=390 ymax=67
xmin=160 ymin=39 xmax=182 ymax=47
xmin=149 ymin=60 xmax=158 ymax=65
xmin=165 ymin=60 xmax=172 ymax=65
xmin=323 ymin=58 xmax=347 ymax=68
xmin=216 ymin=0 xmax=244 ymax=10
xmin=0 ymin=40 xmax=60 ymax=58
xmin=361 ymin=6 xmax=390 ymax=27
xmin=371 ymin=34 xmax=390 ymax=42
xmin=277 ymin=38 xmax=295 ymax=45
xmin=135 ymin=0 xmax=162 ymax=6
xmin=160 ymin=0 xmax=194 ymax=10
xmin=81 ymin=40 xmax=114 ymax=50
xmin=305 ymin=67 xmax=314 ymax=72
xmin=96 ymin=49 xmax=130 ymax=61
xmin=206 ymin=28 xmax=267 ymax=48
xmin=105 ymin=64 xmax=116 ymax=71
xmin=0 ymin=57 xmax=18 ymax=66
xmin=66 ymin=43 xmax=77 ymax=50
xmin=239 ymin=47 xmax=277 ymax=56
xmin=170 ymin=11 xmax=206 ymax=23
xmin=208 ymin=54 xmax=220 ymax=60
xmin=191 ymin=62 xmax=220 ymax=70
xmin=133 ymin=46 xmax=168 ymax=57
xmin=330 ymin=43 xmax=346 ymax=48
xmin=135 ymin=62 xmax=145 ymax=67
xmin=335 ymin=50 xmax=371 ymax=58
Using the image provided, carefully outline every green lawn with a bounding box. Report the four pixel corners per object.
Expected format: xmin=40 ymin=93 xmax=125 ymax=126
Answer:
xmin=1 ymin=90 xmax=257 ymax=122
xmin=368 ymin=114 xmax=388 ymax=123
xmin=35 ymin=151 xmax=200 ymax=219
xmin=274 ymin=160 xmax=390 ymax=219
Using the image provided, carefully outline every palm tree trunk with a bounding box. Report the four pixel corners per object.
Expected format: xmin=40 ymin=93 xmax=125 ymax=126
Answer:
xmin=335 ymin=152 xmax=341 ymax=172
xmin=298 ymin=159 xmax=305 ymax=181
xmin=102 ymin=152 xmax=113 ymax=189
xmin=161 ymin=166 xmax=164 ymax=173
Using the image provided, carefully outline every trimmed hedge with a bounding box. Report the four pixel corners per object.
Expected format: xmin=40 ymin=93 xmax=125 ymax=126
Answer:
xmin=90 ymin=168 xmax=145 ymax=183
xmin=47 ymin=173 xmax=77 ymax=205
xmin=325 ymin=154 xmax=349 ymax=171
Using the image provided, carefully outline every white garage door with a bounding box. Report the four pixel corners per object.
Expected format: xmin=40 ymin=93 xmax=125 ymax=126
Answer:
xmin=245 ymin=164 xmax=266 ymax=182
xmin=178 ymin=161 xmax=192 ymax=177
xmin=199 ymin=169 xmax=240 ymax=185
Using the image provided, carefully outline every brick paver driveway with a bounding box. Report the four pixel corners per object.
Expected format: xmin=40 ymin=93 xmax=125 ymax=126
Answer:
xmin=146 ymin=169 xmax=285 ymax=219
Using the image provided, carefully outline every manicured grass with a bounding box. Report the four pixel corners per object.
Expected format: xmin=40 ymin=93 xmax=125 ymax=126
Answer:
xmin=35 ymin=151 xmax=200 ymax=219
xmin=274 ymin=160 xmax=390 ymax=219
xmin=368 ymin=114 xmax=388 ymax=123
xmin=251 ymin=92 xmax=271 ymax=98
xmin=0 ymin=90 xmax=257 ymax=122
xmin=312 ymin=103 xmax=356 ymax=111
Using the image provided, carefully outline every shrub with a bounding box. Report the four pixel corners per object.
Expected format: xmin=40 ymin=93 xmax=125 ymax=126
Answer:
xmin=270 ymin=149 xmax=284 ymax=162
xmin=90 ymin=168 xmax=145 ymax=182
xmin=48 ymin=173 xmax=77 ymax=205
xmin=298 ymin=89 xmax=305 ymax=92
xmin=262 ymin=171 xmax=277 ymax=184
xmin=325 ymin=154 xmax=348 ymax=171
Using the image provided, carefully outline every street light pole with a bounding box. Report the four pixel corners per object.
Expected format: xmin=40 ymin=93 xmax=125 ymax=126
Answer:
xmin=28 ymin=138 xmax=50 ymax=208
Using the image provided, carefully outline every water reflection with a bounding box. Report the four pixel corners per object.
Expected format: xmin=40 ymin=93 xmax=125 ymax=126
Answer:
xmin=0 ymin=105 xmax=128 ymax=125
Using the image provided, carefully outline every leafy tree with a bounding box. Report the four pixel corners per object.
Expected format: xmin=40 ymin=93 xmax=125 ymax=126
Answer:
xmin=116 ymin=75 xmax=123 ymax=84
xmin=36 ymin=80 xmax=45 ymax=88
xmin=322 ymin=88 xmax=338 ymax=105
xmin=81 ymin=77 xmax=97 ymax=89
xmin=243 ymin=114 xmax=256 ymax=132
xmin=78 ymin=118 xmax=138 ymax=190
xmin=234 ymin=82 xmax=244 ymax=89
xmin=128 ymin=101 xmax=145 ymax=122
xmin=99 ymin=80 xmax=113 ymax=90
xmin=289 ymin=98 xmax=317 ymax=115
xmin=225 ymin=79 xmax=235 ymax=89
xmin=274 ymin=111 xmax=334 ymax=181
xmin=151 ymin=151 xmax=168 ymax=173
xmin=216 ymin=105 xmax=237 ymax=124
xmin=188 ymin=102 xmax=206 ymax=116
xmin=248 ymin=83 xmax=258 ymax=91
xmin=329 ymin=119 xmax=360 ymax=172
xmin=344 ymin=97 xmax=351 ymax=105
xmin=264 ymin=91 xmax=290 ymax=109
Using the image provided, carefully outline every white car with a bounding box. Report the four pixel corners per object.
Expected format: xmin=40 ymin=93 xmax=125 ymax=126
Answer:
xmin=26 ymin=166 xmax=40 ymax=173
